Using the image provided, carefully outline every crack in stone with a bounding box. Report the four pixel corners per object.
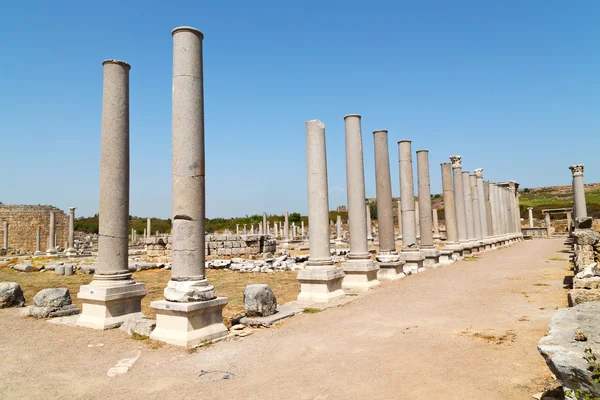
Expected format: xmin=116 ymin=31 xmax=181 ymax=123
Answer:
xmin=99 ymin=234 xmax=128 ymax=240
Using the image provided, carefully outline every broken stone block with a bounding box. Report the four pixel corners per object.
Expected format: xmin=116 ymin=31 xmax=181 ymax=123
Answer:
xmin=0 ymin=282 xmax=25 ymax=308
xmin=243 ymin=284 xmax=277 ymax=317
xmin=12 ymin=263 xmax=34 ymax=272
xmin=568 ymin=289 xmax=600 ymax=306
xmin=538 ymin=302 xmax=600 ymax=398
xmin=120 ymin=318 xmax=156 ymax=337
xmin=29 ymin=288 xmax=79 ymax=318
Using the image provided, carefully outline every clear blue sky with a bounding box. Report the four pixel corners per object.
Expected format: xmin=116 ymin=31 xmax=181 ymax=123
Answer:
xmin=1 ymin=1 xmax=598 ymax=219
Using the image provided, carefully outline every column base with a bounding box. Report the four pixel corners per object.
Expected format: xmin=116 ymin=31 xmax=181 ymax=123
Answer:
xmin=65 ymin=248 xmax=77 ymax=256
xmin=398 ymin=251 xmax=425 ymax=274
xmin=46 ymin=249 xmax=57 ymax=256
xmin=442 ymin=243 xmax=464 ymax=261
xmin=150 ymin=298 xmax=229 ymax=347
xmin=77 ymin=282 xmax=147 ymax=330
xmin=438 ymin=249 xmax=454 ymax=265
xmin=297 ymin=267 xmax=346 ymax=303
xmin=420 ymin=248 xmax=441 ymax=268
xmin=341 ymin=259 xmax=380 ymax=293
xmin=33 ymin=251 xmax=44 ymax=256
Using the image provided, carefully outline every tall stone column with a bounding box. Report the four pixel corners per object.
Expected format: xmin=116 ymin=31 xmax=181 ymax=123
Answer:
xmin=341 ymin=115 xmax=378 ymax=292
xmin=250 ymin=224 xmax=254 ymax=234
xmin=78 ymin=59 xmax=146 ymax=330
xmin=297 ymin=120 xmax=345 ymax=302
xmin=46 ymin=211 xmax=57 ymax=255
xmin=243 ymin=224 xmax=247 ymax=235
xmin=415 ymin=200 xmax=420 ymax=239
xmin=236 ymin=224 xmax=239 ymax=235
xmin=545 ymin=213 xmax=551 ymax=238
xmin=441 ymin=162 xmax=462 ymax=260
xmin=462 ymin=171 xmax=477 ymax=252
xmin=416 ymin=150 xmax=439 ymax=266
xmin=3 ymin=222 xmax=7 ymax=250
xmin=432 ymin=209 xmax=440 ymax=240
xmin=483 ymin=181 xmax=494 ymax=240
xmin=146 ymin=218 xmax=151 ymax=239
xmin=34 ymin=227 xmax=43 ymax=256
xmin=513 ymin=182 xmax=523 ymax=238
xmin=396 ymin=199 xmax=403 ymax=239
xmin=263 ymin=212 xmax=267 ymax=236
xmin=366 ymin=204 xmax=373 ymax=241
xmin=301 ymin=220 xmax=305 ymax=240
xmin=66 ymin=207 xmax=77 ymax=255
xmin=259 ymin=222 xmax=263 ymax=235
xmin=450 ymin=156 xmax=469 ymax=254
xmin=505 ymin=184 xmax=515 ymax=236
xmin=150 ymin=27 xmax=228 ymax=347
xmin=569 ymin=165 xmax=589 ymax=228
xmin=474 ymin=169 xmax=488 ymax=239
xmin=528 ymin=208 xmax=534 ymax=228
xmin=336 ymin=215 xmax=342 ymax=241
xmin=373 ymin=130 xmax=403 ymax=279
xmin=284 ymin=212 xmax=289 ymax=244
xmin=567 ymin=211 xmax=573 ymax=236
xmin=469 ymin=174 xmax=483 ymax=241
xmin=398 ymin=140 xmax=424 ymax=273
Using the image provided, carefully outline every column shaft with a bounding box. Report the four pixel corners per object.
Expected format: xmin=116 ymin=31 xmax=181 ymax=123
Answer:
xmin=399 ymin=141 xmax=417 ymax=248
xmin=474 ymin=170 xmax=488 ymax=237
xmin=441 ymin=163 xmax=458 ymax=243
xmin=373 ymin=130 xmax=395 ymax=253
xmin=416 ymin=150 xmax=434 ymax=247
xmin=450 ymin=157 xmax=467 ymax=242
xmin=469 ymin=174 xmax=482 ymax=240
xmin=462 ymin=171 xmax=476 ymax=240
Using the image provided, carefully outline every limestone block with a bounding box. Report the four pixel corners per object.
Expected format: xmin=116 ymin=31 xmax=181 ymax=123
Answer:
xmin=33 ymin=288 xmax=72 ymax=308
xmin=244 ymin=284 xmax=277 ymax=317
xmin=120 ymin=318 xmax=156 ymax=337
xmin=13 ymin=263 xmax=34 ymax=272
xmin=538 ymin=302 xmax=600 ymax=397
xmin=574 ymin=277 xmax=600 ymax=289
xmin=568 ymin=289 xmax=600 ymax=306
xmin=0 ymin=282 xmax=25 ymax=308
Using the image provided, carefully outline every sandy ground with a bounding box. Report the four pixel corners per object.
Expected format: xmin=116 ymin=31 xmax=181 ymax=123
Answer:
xmin=0 ymin=238 xmax=570 ymax=400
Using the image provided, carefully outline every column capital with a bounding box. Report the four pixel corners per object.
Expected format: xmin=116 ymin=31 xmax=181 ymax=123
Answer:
xmin=569 ymin=164 xmax=584 ymax=177
xmin=449 ymin=155 xmax=462 ymax=168
xmin=474 ymin=168 xmax=483 ymax=178
xmin=527 ymin=207 xmax=533 ymax=210
xmin=69 ymin=207 xmax=76 ymax=212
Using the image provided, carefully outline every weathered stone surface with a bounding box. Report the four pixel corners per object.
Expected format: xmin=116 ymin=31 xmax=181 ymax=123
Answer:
xmin=574 ymin=277 xmax=600 ymax=289
xmin=33 ymin=288 xmax=72 ymax=308
xmin=538 ymin=302 xmax=600 ymax=398
xmin=243 ymin=284 xmax=277 ymax=317
xmin=576 ymin=263 xmax=600 ymax=279
xmin=12 ymin=263 xmax=34 ymax=272
xmin=568 ymin=290 xmax=600 ymax=306
xmin=30 ymin=304 xmax=79 ymax=318
xmin=574 ymin=229 xmax=599 ymax=271
xmin=0 ymin=205 xmax=68 ymax=253
xmin=120 ymin=318 xmax=156 ymax=337
xmin=0 ymin=282 xmax=25 ymax=308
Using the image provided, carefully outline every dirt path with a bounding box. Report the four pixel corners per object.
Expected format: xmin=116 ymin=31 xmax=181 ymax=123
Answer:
xmin=0 ymin=238 xmax=570 ymax=400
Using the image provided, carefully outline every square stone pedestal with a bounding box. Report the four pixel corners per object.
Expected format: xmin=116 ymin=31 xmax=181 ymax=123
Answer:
xmin=438 ymin=249 xmax=454 ymax=265
xmin=376 ymin=254 xmax=405 ymax=281
xmin=297 ymin=267 xmax=345 ymax=303
xmin=150 ymin=297 xmax=229 ymax=347
xmin=77 ymin=282 xmax=146 ymax=330
xmin=398 ymin=251 xmax=425 ymax=274
xmin=341 ymin=259 xmax=380 ymax=293
xmin=420 ymin=248 xmax=440 ymax=268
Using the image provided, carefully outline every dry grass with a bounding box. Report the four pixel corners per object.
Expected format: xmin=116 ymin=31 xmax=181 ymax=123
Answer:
xmin=461 ymin=328 xmax=517 ymax=345
xmin=0 ymin=265 xmax=300 ymax=325
xmin=548 ymin=256 xmax=567 ymax=261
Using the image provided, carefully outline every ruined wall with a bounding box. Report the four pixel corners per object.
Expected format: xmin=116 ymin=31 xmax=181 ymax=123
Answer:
xmin=0 ymin=205 xmax=69 ymax=252
xmin=206 ymin=234 xmax=276 ymax=256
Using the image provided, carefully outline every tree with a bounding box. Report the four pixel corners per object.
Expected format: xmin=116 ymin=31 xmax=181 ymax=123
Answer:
xmin=368 ymin=202 xmax=377 ymax=220
xmin=289 ymin=212 xmax=301 ymax=224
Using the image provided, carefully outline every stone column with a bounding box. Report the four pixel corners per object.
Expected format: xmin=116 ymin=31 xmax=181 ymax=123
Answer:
xmin=66 ymin=207 xmax=77 ymax=255
xmin=462 ymin=171 xmax=477 ymax=251
xmin=396 ymin=199 xmax=403 ymax=239
xmin=150 ymin=27 xmax=227 ymax=347
xmin=474 ymin=169 xmax=488 ymax=239
xmin=46 ymin=211 xmax=57 ymax=255
xmin=143 ymin=228 xmax=147 ymax=240
xmin=336 ymin=215 xmax=342 ymax=241
xmin=567 ymin=212 xmax=573 ymax=236
xmin=274 ymin=222 xmax=279 ymax=238
xmin=251 ymin=224 xmax=254 ymax=235
xmin=440 ymin=162 xmax=462 ymax=261
xmin=366 ymin=204 xmax=373 ymax=241
xmin=528 ymin=208 xmax=534 ymax=228
xmin=259 ymin=222 xmax=263 ymax=235
xmin=297 ymin=120 xmax=345 ymax=302
xmin=505 ymin=184 xmax=515 ymax=236
xmin=291 ymin=223 xmax=295 ymax=239
xmin=432 ymin=209 xmax=440 ymax=239
xmin=77 ymin=59 xmax=146 ymax=330
xmin=284 ymin=212 xmax=289 ymax=243
xmin=373 ymin=129 xmax=402 ymax=279
xmin=569 ymin=165 xmax=589 ymax=227
xmin=450 ymin=156 xmax=468 ymax=253
xmin=2 ymin=222 xmax=7 ymax=249
xmin=416 ymin=150 xmax=439 ymax=266
xmin=545 ymin=213 xmax=551 ymax=238
xmin=243 ymin=224 xmax=247 ymax=235
xmin=301 ymin=220 xmax=305 ymax=240
xmin=236 ymin=224 xmax=239 ymax=235
xmin=398 ymin=140 xmax=424 ymax=272
xmin=263 ymin=212 xmax=267 ymax=236
xmin=469 ymin=174 xmax=483 ymax=241
xmin=147 ymin=218 xmax=151 ymax=238
xmin=341 ymin=115 xmax=378 ymax=292
xmin=513 ymin=183 xmax=522 ymax=238
xmin=34 ymin=227 xmax=43 ymax=255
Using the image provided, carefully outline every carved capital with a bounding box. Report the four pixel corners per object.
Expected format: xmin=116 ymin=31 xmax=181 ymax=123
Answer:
xmin=474 ymin=168 xmax=483 ymax=178
xmin=569 ymin=165 xmax=584 ymax=177
xmin=449 ymin=155 xmax=462 ymax=169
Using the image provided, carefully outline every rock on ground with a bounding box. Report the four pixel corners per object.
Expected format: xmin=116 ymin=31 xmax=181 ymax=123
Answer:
xmin=0 ymin=282 xmax=25 ymax=308
xmin=568 ymin=290 xmax=600 ymax=307
xmin=243 ymin=284 xmax=277 ymax=317
xmin=120 ymin=318 xmax=156 ymax=337
xmin=29 ymin=288 xmax=79 ymax=318
xmin=538 ymin=301 xmax=600 ymax=398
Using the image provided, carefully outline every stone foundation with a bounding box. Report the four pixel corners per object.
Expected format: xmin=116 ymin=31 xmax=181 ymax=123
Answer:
xmin=0 ymin=205 xmax=68 ymax=253
xmin=206 ymin=234 xmax=276 ymax=257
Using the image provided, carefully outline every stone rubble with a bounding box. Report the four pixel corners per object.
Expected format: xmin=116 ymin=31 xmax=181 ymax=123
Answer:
xmin=244 ymin=284 xmax=277 ymax=317
xmin=29 ymin=288 xmax=79 ymax=318
xmin=0 ymin=282 xmax=25 ymax=308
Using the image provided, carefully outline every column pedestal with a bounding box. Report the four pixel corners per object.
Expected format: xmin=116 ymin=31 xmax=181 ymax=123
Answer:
xmin=150 ymin=297 xmax=228 ymax=347
xmin=376 ymin=253 xmax=405 ymax=280
xmin=398 ymin=250 xmax=425 ymax=274
xmin=341 ymin=258 xmax=380 ymax=293
xmin=77 ymin=280 xmax=146 ymax=330
xmin=442 ymin=243 xmax=464 ymax=262
xmin=420 ymin=247 xmax=440 ymax=268
xmin=297 ymin=266 xmax=345 ymax=303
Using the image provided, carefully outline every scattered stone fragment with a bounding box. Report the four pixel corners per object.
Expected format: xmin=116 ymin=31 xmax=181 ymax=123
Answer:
xmin=0 ymin=282 xmax=25 ymax=308
xmin=120 ymin=318 xmax=156 ymax=337
xmin=12 ymin=262 xmax=34 ymax=272
xmin=107 ymin=352 xmax=141 ymax=377
xmin=244 ymin=284 xmax=277 ymax=317
xmin=29 ymin=288 xmax=79 ymax=318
